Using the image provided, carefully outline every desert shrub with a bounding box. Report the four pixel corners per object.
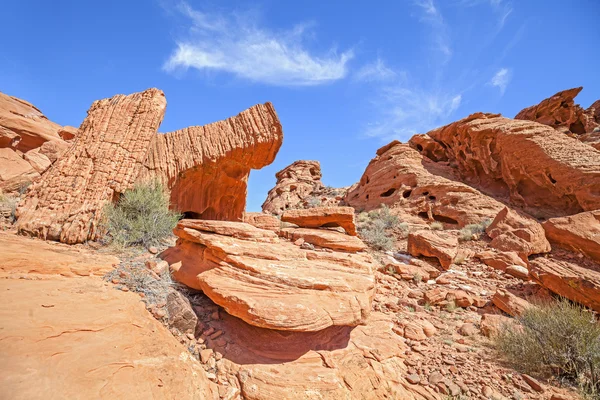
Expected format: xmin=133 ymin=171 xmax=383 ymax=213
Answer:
xmin=430 ymin=221 xmax=444 ymax=230
xmin=101 ymin=180 xmax=181 ymax=248
xmin=459 ymin=218 xmax=492 ymax=241
xmin=495 ymin=298 xmax=600 ymax=395
xmin=0 ymin=193 xmax=18 ymax=223
xmin=358 ymin=205 xmax=403 ymax=251
xmin=104 ymin=263 xmax=175 ymax=305
xmin=306 ymin=196 xmax=322 ymax=208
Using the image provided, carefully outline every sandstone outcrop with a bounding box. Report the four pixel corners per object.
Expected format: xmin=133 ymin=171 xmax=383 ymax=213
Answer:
xmin=476 ymin=250 xmax=527 ymax=272
xmin=407 ymin=230 xmax=457 ymax=269
xmin=426 ymin=113 xmax=600 ymax=218
xmin=15 ymin=88 xmax=283 ymax=243
xmin=163 ymin=219 xmax=375 ymax=332
xmin=345 ymin=142 xmax=504 ymax=226
xmin=141 ymin=102 xmax=282 ymax=220
xmin=529 ymin=258 xmax=600 ymax=312
xmin=281 ymin=206 xmax=358 ymax=236
xmin=16 ymin=89 xmax=167 ymax=243
xmin=542 ymin=210 xmax=600 ymax=262
xmin=515 ymin=87 xmax=599 ymax=135
xmin=243 ymin=212 xmax=280 ymax=232
xmin=486 ymin=207 xmax=551 ymax=260
xmin=492 ymin=289 xmax=533 ymax=317
xmin=0 ymin=91 xmax=75 ymax=191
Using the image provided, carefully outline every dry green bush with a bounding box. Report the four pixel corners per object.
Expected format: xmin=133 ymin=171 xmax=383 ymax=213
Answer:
xmin=358 ymin=205 xmax=405 ymax=251
xmin=101 ymin=180 xmax=181 ymax=248
xmin=459 ymin=218 xmax=492 ymax=241
xmin=430 ymin=221 xmax=444 ymax=230
xmin=496 ymin=298 xmax=600 ymax=396
xmin=0 ymin=193 xmax=18 ymax=223
xmin=104 ymin=263 xmax=176 ymax=306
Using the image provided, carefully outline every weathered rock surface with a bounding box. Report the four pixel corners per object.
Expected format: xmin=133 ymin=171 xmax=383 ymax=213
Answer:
xmin=426 ymin=113 xmax=600 ymax=218
xmin=480 ymin=314 xmax=515 ymax=337
xmin=492 ymin=289 xmax=533 ymax=317
xmin=515 ymin=87 xmax=599 ymax=135
xmin=262 ymin=160 xmax=324 ymax=214
xmin=0 ymin=92 xmax=74 ymax=191
xmin=542 ymin=210 xmax=600 ymax=262
xmin=243 ymin=212 xmax=281 ymax=232
xmin=141 ymin=102 xmax=282 ymax=220
xmin=530 ymin=258 xmax=600 ymax=312
xmin=16 ymin=88 xmax=167 ymax=243
xmin=0 ymin=232 xmax=217 ymax=400
xmin=163 ymin=220 xmax=375 ymax=332
xmin=281 ymin=206 xmax=358 ymax=236
xmin=407 ymin=230 xmax=458 ymax=270
xmin=477 ymin=250 xmax=527 ymax=272
xmin=345 ymin=142 xmax=504 ymax=226
xmin=280 ymin=227 xmax=367 ymax=252
xmin=486 ymin=207 xmax=551 ymax=260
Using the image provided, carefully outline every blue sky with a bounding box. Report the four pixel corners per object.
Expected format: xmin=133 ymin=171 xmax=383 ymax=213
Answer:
xmin=2 ymin=1 xmax=599 ymax=211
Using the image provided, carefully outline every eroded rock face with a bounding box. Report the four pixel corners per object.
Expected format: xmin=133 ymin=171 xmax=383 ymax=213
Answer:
xmin=0 ymin=92 xmax=75 ymax=191
xmin=262 ymin=160 xmax=324 ymax=214
xmin=426 ymin=113 xmax=600 ymax=218
xmin=141 ymin=102 xmax=282 ymax=221
xmin=16 ymin=89 xmax=167 ymax=243
xmin=163 ymin=219 xmax=375 ymax=332
xmin=281 ymin=206 xmax=358 ymax=236
xmin=530 ymin=258 xmax=600 ymax=312
xmin=407 ymin=230 xmax=457 ymax=270
xmin=515 ymin=87 xmax=599 ymax=135
xmin=542 ymin=210 xmax=600 ymax=262
xmin=345 ymin=142 xmax=504 ymax=227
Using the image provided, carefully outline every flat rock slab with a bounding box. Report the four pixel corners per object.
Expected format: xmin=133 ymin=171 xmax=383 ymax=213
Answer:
xmin=0 ymin=276 xmax=217 ymax=399
xmin=281 ymin=206 xmax=358 ymax=236
xmin=163 ymin=221 xmax=375 ymax=332
xmin=543 ymin=210 xmax=600 ymax=262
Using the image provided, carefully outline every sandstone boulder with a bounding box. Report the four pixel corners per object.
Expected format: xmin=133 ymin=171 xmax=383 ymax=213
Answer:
xmin=243 ymin=212 xmax=280 ymax=232
xmin=492 ymin=289 xmax=533 ymax=317
xmin=476 ymin=250 xmax=527 ymax=272
xmin=480 ymin=314 xmax=515 ymax=337
xmin=163 ymin=220 xmax=375 ymax=331
xmin=281 ymin=206 xmax=358 ymax=236
xmin=542 ymin=210 xmax=600 ymax=262
xmin=486 ymin=207 xmax=551 ymax=260
xmin=345 ymin=142 xmax=504 ymax=227
xmin=280 ymin=227 xmax=367 ymax=252
xmin=407 ymin=230 xmax=458 ymax=270
xmin=426 ymin=113 xmax=600 ymax=218
xmin=529 ymin=258 xmax=600 ymax=312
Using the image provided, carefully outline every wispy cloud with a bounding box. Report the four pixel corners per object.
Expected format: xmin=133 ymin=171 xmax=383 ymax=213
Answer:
xmin=456 ymin=0 xmax=513 ymax=29
xmin=365 ymin=82 xmax=462 ymax=142
xmin=163 ymin=2 xmax=354 ymax=86
xmin=489 ymin=68 xmax=512 ymax=94
xmin=414 ymin=0 xmax=452 ymax=62
xmin=353 ymin=58 xmax=398 ymax=82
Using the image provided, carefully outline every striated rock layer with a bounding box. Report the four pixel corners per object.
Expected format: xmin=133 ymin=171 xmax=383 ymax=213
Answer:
xmin=16 ymin=89 xmax=167 ymax=243
xmin=543 ymin=210 xmax=600 ymax=263
xmin=0 ymin=91 xmax=77 ymax=191
xmin=162 ymin=219 xmax=376 ymax=332
xmin=426 ymin=113 xmax=600 ymax=218
xmin=345 ymin=142 xmax=505 ymax=227
xmin=141 ymin=102 xmax=282 ymax=220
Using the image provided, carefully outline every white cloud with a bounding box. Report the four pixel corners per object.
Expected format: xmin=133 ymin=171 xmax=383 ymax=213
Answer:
xmin=354 ymin=59 xmax=397 ymax=82
xmin=489 ymin=68 xmax=512 ymax=94
xmin=456 ymin=0 xmax=513 ymax=29
xmin=163 ymin=3 xmax=354 ymax=86
xmin=365 ymin=84 xmax=462 ymax=142
xmin=414 ymin=0 xmax=452 ymax=61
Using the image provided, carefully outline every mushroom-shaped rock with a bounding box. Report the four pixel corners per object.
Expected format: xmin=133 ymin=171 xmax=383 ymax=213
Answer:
xmin=407 ymin=230 xmax=458 ymax=270
xmin=281 ymin=206 xmax=358 ymax=236
xmin=162 ymin=220 xmax=375 ymax=331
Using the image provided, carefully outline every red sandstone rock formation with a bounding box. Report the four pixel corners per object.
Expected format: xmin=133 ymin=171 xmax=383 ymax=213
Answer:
xmin=344 ymin=142 xmax=505 ymax=227
xmin=140 ymin=102 xmax=282 ymax=220
xmin=515 ymin=87 xmax=599 ymax=135
xmin=542 ymin=210 xmax=600 ymax=262
xmin=15 ymin=88 xmax=283 ymax=243
xmin=0 ymin=92 xmax=76 ymax=191
xmin=163 ymin=219 xmax=375 ymax=332
xmin=280 ymin=206 xmax=358 ymax=236
xmin=407 ymin=230 xmax=458 ymax=270
xmin=426 ymin=113 xmax=600 ymax=218
xmin=16 ymin=89 xmax=167 ymax=243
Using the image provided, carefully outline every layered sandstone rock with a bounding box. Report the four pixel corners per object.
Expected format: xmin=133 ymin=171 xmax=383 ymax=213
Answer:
xmin=407 ymin=230 xmax=457 ymax=270
xmin=345 ymin=142 xmax=504 ymax=226
xmin=426 ymin=113 xmax=600 ymax=218
xmin=0 ymin=92 xmax=75 ymax=191
xmin=515 ymin=87 xmax=599 ymax=135
xmin=542 ymin=210 xmax=600 ymax=262
xmin=163 ymin=219 xmax=375 ymax=332
xmin=262 ymin=160 xmax=324 ymax=214
xmin=16 ymin=89 xmax=167 ymax=243
xmin=492 ymin=289 xmax=533 ymax=317
xmin=486 ymin=207 xmax=551 ymax=260
xmin=141 ymin=102 xmax=282 ymax=220
xmin=530 ymin=258 xmax=600 ymax=312
xmin=281 ymin=206 xmax=358 ymax=236
xmin=243 ymin=212 xmax=280 ymax=232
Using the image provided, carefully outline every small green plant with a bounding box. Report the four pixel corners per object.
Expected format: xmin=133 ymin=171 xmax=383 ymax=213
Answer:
xmin=357 ymin=205 xmax=404 ymax=251
xmin=424 ymin=302 xmax=433 ymax=312
xmin=495 ymin=298 xmax=600 ymax=396
xmin=430 ymin=221 xmax=443 ymax=230
xmin=446 ymin=300 xmax=457 ymax=313
xmin=459 ymin=218 xmax=492 ymax=241
xmin=101 ymin=180 xmax=181 ymax=248
xmin=413 ymin=272 xmax=423 ymax=283
xmin=453 ymin=254 xmax=466 ymax=265
xmin=407 ymin=306 xmax=415 ymax=313
xmin=0 ymin=193 xmax=18 ymax=223
xmin=306 ymin=196 xmax=322 ymax=208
